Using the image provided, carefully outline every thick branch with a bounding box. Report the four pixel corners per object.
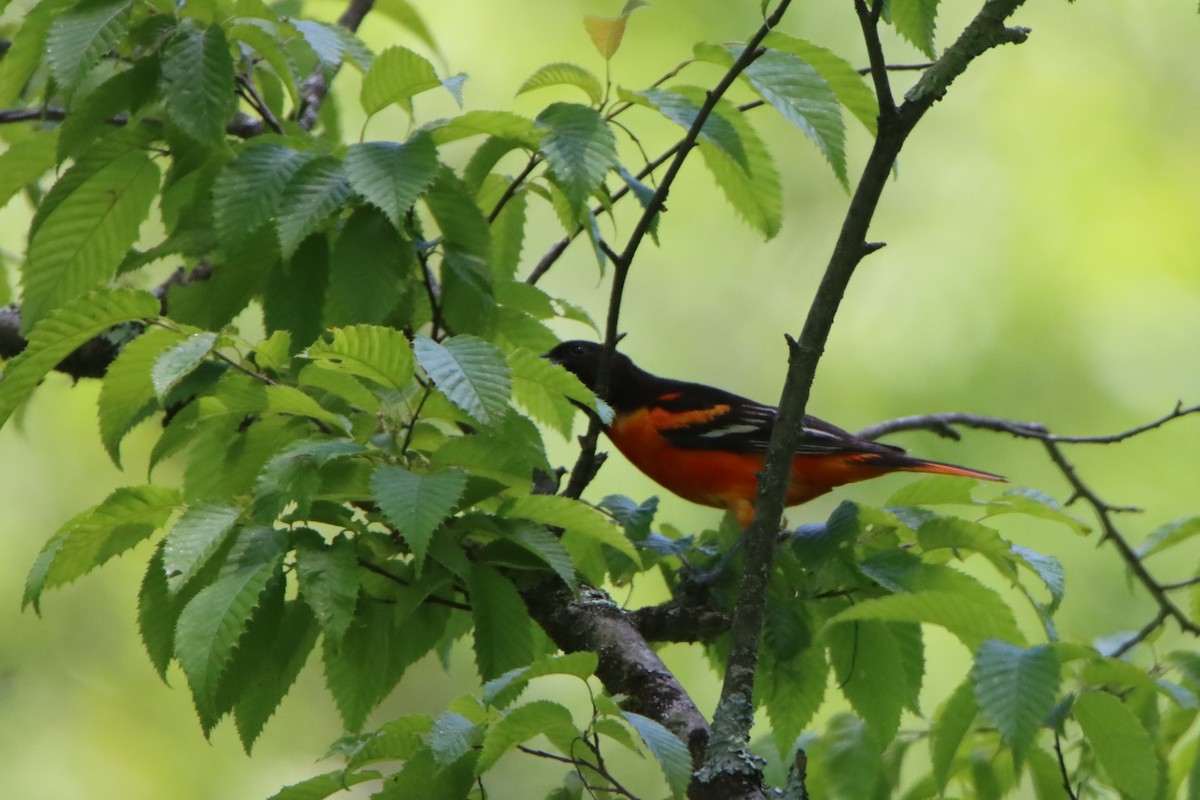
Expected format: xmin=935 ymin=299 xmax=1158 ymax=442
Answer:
xmin=522 ymin=581 xmax=713 ymax=765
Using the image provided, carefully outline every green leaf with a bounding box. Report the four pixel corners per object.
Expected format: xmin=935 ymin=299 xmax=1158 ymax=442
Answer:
xmin=152 ymin=332 xmax=218 ymax=399
xmin=482 ymin=651 xmax=598 ymax=708
xmin=505 ymin=493 xmax=639 ymax=566
xmin=814 ymin=714 xmax=882 ymax=800
xmin=377 ymin=748 xmax=477 ymax=799
xmin=468 ymin=563 xmax=534 ymax=681
xmin=517 ymin=62 xmax=603 ymax=105
xmin=163 ymin=503 xmax=242 ymax=594
xmin=504 ymin=522 xmax=579 ymax=595
xmin=0 ymin=131 xmax=59 ymax=212
xmin=931 ymin=677 xmax=979 ymax=791
xmin=22 ymin=150 xmax=160 ymax=331
xmin=162 ymin=22 xmax=238 ymax=146
xmin=213 ymin=144 xmax=315 ymax=245
xmin=476 ymin=700 xmax=576 ymax=772
xmin=888 ymin=474 xmax=980 ymax=506
xmin=233 ymin=598 xmax=319 ymax=752
xmin=429 ymin=711 xmax=479 ymax=766
xmin=23 ymin=485 xmax=180 ymax=612
xmin=323 ymin=207 xmax=412 ymax=327
xmin=97 ymin=326 xmax=187 ymax=466
xmin=1027 ymin=746 xmax=1072 ymax=800
xmin=733 ymin=46 xmax=847 ymax=187
xmin=266 ymin=769 xmax=382 ymax=800
xmin=0 ymin=0 xmax=73 ymax=106
xmin=175 ymin=526 xmax=287 ymax=731
xmin=583 ymin=13 xmax=632 ymax=60
xmin=294 ymin=532 xmax=360 ymax=642
xmin=830 ymin=556 xmax=1024 ymax=650
xmin=275 ymin=157 xmax=351 ymax=259
xmin=972 ymin=640 xmax=1061 ymax=770
xmin=46 ymin=0 xmax=132 ymax=99
xmin=138 ymin=542 xmax=176 ymax=678
xmin=0 ymin=288 xmax=158 ymax=431
xmin=917 ymin=515 xmax=1019 ymax=581
xmin=1137 ymin=516 xmax=1200 ymax=558
xmin=828 ymin=620 xmax=919 ymax=745
xmin=360 ymin=45 xmax=441 ymax=117
xmin=762 ymin=33 xmax=879 ymax=134
xmin=344 ymin=134 xmax=440 ymax=229
xmin=890 ymin=0 xmax=941 ymax=59
xmin=508 ymin=346 xmax=598 ymax=437
xmin=323 ymin=597 xmax=417 ymax=731
xmin=636 ymin=87 xmax=747 ymax=167
xmin=623 ymin=712 xmax=691 ymax=799
xmin=983 ymin=487 xmax=1091 ymax=535
xmin=413 ymin=335 xmax=511 ymax=425
xmin=1073 ymin=691 xmax=1159 ymax=800
xmin=371 ymin=465 xmax=467 ymax=574
xmin=263 ymin=236 xmax=329 ymax=352
xmin=254 ymin=439 xmax=366 ymax=519
xmin=690 ymin=95 xmax=781 ymax=238
xmin=535 ymin=102 xmax=618 ymax=217
xmin=763 ymin=639 xmax=827 ymax=757
xmin=304 ymin=325 xmax=415 ymax=390
xmin=423 ymin=110 xmax=541 ymax=147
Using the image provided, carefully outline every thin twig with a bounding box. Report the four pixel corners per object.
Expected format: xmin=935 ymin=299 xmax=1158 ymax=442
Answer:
xmin=1110 ymin=609 xmax=1169 ymax=659
xmin=1054 ymin=733 xmax=1080 ymax=800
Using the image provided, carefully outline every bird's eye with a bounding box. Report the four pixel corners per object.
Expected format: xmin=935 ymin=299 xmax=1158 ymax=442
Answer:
xmin=572 ymin=344 xmax=586 ymax=356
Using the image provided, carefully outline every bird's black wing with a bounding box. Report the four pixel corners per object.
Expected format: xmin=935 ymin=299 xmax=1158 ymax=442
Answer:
xmin=651 ymin=381 xmax=906 ymax=457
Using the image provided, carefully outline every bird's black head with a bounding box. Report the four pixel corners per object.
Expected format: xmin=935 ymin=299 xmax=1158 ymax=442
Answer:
xmin=543 ymin=340 xmax=636 ymax=400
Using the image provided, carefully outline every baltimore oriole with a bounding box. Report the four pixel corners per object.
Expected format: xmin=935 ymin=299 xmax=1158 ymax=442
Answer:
xmin=547 ymin=340 xmax=1004 ymax=527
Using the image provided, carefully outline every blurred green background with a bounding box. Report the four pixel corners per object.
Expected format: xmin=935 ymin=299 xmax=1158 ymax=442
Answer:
xmin=2 ymin=0 xmax=1199 ymax=797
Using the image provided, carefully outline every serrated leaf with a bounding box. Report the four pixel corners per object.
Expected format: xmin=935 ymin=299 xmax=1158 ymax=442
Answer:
xmin=344 ymin=134 xmax=440 ymax=229
xmin=890 ymin=0 xmax=941 ymax=59
xmin=372 ymin=465 xmax=467 ymax=575
xmin=764 ymin=640 xmax=827 ymax=757
xmin=429 ymin=712 xmax=479 ymax=766
xmin=175 ymin=526 xmax=287 ymax=731
xmin=163 ymin=503 xmax=242 ymax=594
xmin=508 ymin=346 xmax=598 ymax=437
xmin=292 ymin=19 xmax=348 ymax=73
xmin=518 ymin=62 xmax=603 ymax=105
xmin=323 ymin=207 xmax=411 ymax=327
xmin=276 ymin=158 xmax=351 ymax=259
xmin=294 ymin=532 xmax=359 ymax=642
xmin=213 ymin=144 xmax=315 ymax=245
xmin=829 ymin=558 xmax=1024 ymax=650
xmin=0 ymin=0 xmax=72 ymax=107
xmin=254 ymin=439 xmax=366 ymax=520
xmin=22 ymin=150 xmax=160 ymax=331
xmin=47 ymin=0 xmax=132 ymax=99
xmin=361 ymin=45 xmax=441 ymax=117
xmin=1073 ymin=691 xmax=1159 ymax=800
xmin=0 ymin=288 xmax=157 ymax=432
xmin=733 ymin=46 xmax=847 ymax=187
xmin=1012 ymin=544 xmax=1066 ymax=614
xmin=476 ymin=700 xmax=576 ymax=773
xmin=984 ymin=487 xmax=1091 ymax=534
xmin=535 ymin=102 xmax=617 ymax=217
xmin=763 ymin=33 xmax=878 ymax=134
xmin=23 ymin=485 xmax=180 ymax=611
xmin=828 ymin=620 xmax=917 ymax=746
xmin=505 ymin=493 xmax=638 ymax=566
xmin=98 ymin=326 xmax=186 ymax=466
xmin=917 ymin=515 xmax=1019 ymax=581
xmin=414 ymin=335 xmax=511 ymax=425
xmin=931 ymin=677 xmax=979 ymax=791
xmin=233 ymin=598 xmax=319 ymax=752
xmin=138 ymin=542 xmax=176 ymax=678
xmin=162 ymin=22 xmax=237 ymax=146
xmin=0 ymin=131 xmax=59 ymax=212
xmin=468 ymin=563 xmax=534 ymax=681
xmin=972 ymin=640 xmax=1061 ymax=770
xmin=636 ymin=88 xmax=747 ymax=167
xmin=691 ymin=95 xmax=781 ymax=238
xmin=152 ymin=332 xmax=218 ymax=399
xmin=505 ymin=523 xmax=579 ymax=595
xmin=304 ymin=325 xmax=414 ymax=390
xmin=1137 ymin=516 xmax=1200 ymax=558
xmin=816 ymin=714 xmax=882 ymax=800
xmin=888 ymin=474 xmax=980 ymax=506
xmin=623 ymin=712 xmax=690 ymax=799
xmin=266 ymin=769 xmax=382 ymax=800
xmin=423 ymin=110 xmax=541 ymax=146
xmin=482 ymin=651 xmax=597 ymax=708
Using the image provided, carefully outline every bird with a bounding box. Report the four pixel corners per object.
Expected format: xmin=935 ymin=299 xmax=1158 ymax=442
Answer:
xmin=545 ymin=340 xmax=1004 ymax=527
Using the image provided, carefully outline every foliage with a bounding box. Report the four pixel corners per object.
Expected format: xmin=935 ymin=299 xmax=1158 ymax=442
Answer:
xmin=1 ymin=0 xmax=1198 ymax=798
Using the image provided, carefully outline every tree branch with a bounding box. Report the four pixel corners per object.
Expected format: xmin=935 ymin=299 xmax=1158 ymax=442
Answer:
xmin=695 ymin=3 xmax=1032 ymax=797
